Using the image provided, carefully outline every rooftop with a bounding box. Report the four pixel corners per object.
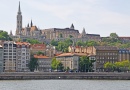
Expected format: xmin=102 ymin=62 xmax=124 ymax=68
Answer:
xmin=95 ymin=46 xmax=118 ymax=50
xmin=34 ymin=55 xmax=50 ymax=59
xmin=56 ymin=53 xmax=87 ymax=57
xmin=16 ymin=42 xmax=30 ymax=45
xmin=31 ymin=44 xmax=46 ymax=49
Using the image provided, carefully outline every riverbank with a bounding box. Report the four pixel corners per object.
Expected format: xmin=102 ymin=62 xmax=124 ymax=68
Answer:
xmin=0 ymin=72 xmax=130 ymax=80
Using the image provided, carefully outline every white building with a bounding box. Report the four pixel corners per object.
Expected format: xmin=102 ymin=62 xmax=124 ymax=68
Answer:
xmin=16 ymin=42 xmax=30 ymax=72
xmin=3 ymin=41 xmax=17 ymax=72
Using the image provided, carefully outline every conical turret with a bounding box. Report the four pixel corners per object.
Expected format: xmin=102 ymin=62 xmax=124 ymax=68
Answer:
xmin=82 ymin=28 xmax=86 ymax=34
xmin=70 ymin=23 xmax=74 ymax=29
xmin=81 ymin=28 xmax=86 ymax=37
xmin=27 ymin=23 xmax=29 ymax=27
xmin=31 ymin=19 xmax=33 ymax=27
xmin=10 ymin=30 xmax=13 ymax=36
xmin=18 ymin=1 xmax=21 ymax=14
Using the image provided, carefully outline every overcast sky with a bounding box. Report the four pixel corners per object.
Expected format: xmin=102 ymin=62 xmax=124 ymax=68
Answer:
xmin=0 ymin=0 xmax=130 ymax=37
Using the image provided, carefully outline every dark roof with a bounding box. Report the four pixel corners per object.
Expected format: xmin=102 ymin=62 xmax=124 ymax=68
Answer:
xmin=86 ymin=34 xmax=100 ymax=36
xmin=43 ymin=28 xmax=79 ymax=33
xmin=95 ymin=46 xmax=118 ymax=50
xmin=119 ymin=49 xmax=130 ymax=54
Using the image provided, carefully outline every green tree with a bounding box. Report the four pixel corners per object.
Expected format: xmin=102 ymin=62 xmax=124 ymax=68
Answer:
xmin=58 ymin=62 xmax=64 ymax=71
xmin=50 ymin=40 xmax=58 ymax=46
xmin=36 ymin=51 xmax=44 ymax=55
xmin=79 ymin=56 xmax=95 ymax=72
xmin=76 ymin=41 xmax=84 ymax=46
xmin=0 ymin=30 xmax=12 ymax=40
xmin=26 ymin=38 xmax=41 ymax=44
xmin=51 ymin=58 xmax=64 ymax=71
xmin=110 ymin=33 xmax=118 ymax=39
xmin=56 ymin=38 xmax=73 ymax=52
xmin=69 ymin=35 xmax=73 ymax=38
xmin=59 ymin=33 xmax=63 ymax=38
xmin=28 ymin=57 xmax=38 ymax=72
xmin=104 ymin=62 xmax=115 ymax=71
xmin=51 ymin=58 xmax=59 ymax=70
xmin=86 ymin=41 xmax=99 ymax=46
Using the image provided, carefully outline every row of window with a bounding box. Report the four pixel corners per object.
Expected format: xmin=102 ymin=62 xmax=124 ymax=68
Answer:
xmin=97 ymin=57 xmax=118 ymax=60
xmin=97 ymin=52 xmax=118 ymax=55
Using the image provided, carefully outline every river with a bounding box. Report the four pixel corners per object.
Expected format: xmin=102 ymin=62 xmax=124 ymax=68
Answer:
xmin=0 ymin=80 xmax=129 ymax=90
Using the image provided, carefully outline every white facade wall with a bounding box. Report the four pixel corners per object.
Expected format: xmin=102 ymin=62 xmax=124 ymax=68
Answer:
xmin=16 ymin=45 xmax=30 ymax=72
xmin=3 ymin=41 xmax=17 ymax=72
xmin=0 ymin=46 xmax=3 ymax=72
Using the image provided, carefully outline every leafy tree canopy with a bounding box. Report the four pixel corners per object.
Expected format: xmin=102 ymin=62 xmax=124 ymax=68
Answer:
xmin=0 ymin=30 xmax=12 ymax=40
xmin=25 ymin=38 xmax=41 ymax=44
xmin=51 ymin=58 xmax=64 ymax=71
xmin=79 ymin=56 xmax=95 ymax=72
xmin=36 ymin=51 xmax=44 ymax=55
xmin=28 ymin=57 xmax=38 ymax=72
xmin=104 ymin=60 xmax=130 ymax=72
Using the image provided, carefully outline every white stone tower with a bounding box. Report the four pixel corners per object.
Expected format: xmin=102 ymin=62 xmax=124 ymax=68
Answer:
xmin=16 ymin=1 xmax=22 ymax=35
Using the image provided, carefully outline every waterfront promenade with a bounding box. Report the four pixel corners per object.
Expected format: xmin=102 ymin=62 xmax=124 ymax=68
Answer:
xmin=0 ymin=72 xmax=130 ymax=80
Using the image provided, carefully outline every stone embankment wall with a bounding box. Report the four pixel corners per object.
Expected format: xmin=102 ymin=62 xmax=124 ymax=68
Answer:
xmin=0 ymin=72 xmax=130 ymax=80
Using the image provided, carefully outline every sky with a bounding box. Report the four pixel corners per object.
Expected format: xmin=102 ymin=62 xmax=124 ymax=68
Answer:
xmin=0 ymin=0 xmax=130 ymax=37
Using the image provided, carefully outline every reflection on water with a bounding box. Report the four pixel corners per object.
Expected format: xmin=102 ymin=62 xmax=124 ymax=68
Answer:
xmin=0 ymin=80 xmax=130 ymax=90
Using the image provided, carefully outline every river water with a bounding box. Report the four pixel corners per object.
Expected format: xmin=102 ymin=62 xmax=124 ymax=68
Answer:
xmin=0 ymin=80 xmax=129 ymax=90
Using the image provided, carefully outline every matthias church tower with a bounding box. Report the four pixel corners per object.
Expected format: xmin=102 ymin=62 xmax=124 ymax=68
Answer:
xmin=16 ymin=1 xmax=22 ymax=35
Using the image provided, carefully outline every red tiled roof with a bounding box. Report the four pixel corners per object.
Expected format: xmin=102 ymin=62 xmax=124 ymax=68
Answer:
xmin=31 ymin=44 xmax=46 ymax=49
xmin=16 ymin=42 xmax=30 ymax=45
xmin=31 ymin=26 xmax=38 ymax=31
xmin=56 ymin=53 xmax=87 ymax=57
xmin=34 ymin=55 xmax=50 ymax=59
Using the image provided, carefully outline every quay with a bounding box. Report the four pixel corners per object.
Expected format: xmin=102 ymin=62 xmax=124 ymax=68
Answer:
xmin=0 ymin=72 xmax=130 ymax=80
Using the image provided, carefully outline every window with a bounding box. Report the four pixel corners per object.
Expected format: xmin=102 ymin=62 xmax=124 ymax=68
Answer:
xmin=22 ymin=53 xmax=25 ymax=56
xmin=22 ymin=61 xmax=25 ymax=64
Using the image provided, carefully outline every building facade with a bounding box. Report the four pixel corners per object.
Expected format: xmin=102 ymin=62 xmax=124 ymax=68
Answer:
xmin=119 ymin=37 xmax=130 ymax=43
xmin=87 ymin=46 xmax=119 ymax=72
xmin=3 ymin=41 xmax=17 ymax=72
xmin=34 ymin=55 xmax=51 ymax=72
xmin=118 ymin=49 xmax=130 ymax=61
xmin=13 ymin=2 xmax=45 ymax=42
xmin=0 ymin=45 xmax=3 ymax=72
xmin=42 ymin=24 xmax=79 ymax=40
xmin=56 ymin=53 xmax=88 ymax=71
xmin=16 ymin=42 xmax=30 ymax=72
xmin=31 ymin=44 xmax=46 ymax=55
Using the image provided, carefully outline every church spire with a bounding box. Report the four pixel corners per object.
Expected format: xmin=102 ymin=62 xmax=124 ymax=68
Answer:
xmin=31 ymin=19 xmax=33 ymax=27
xmin=82 ymin=28 xmax=86 ymax=34
xmin=16 ymin=1 xmax=22 ymax=35
xmin=10 ymin=30 xmax=13 ymax=36
xmin=81 ymin=28 xmax=86 ymax=37
xmin=70 ymin=23 xmax=74 ymax=29
xmin=18 ymin=1 xmax=21 ymax=14
xmin=27 ymin=23 xmax=29 ymax=27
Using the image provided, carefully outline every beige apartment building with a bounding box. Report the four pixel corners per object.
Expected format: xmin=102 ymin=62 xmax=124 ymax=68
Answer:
xmin=34 ymin=55 xmax=52 ymax=72
xmin=56 ymin=53 xmax=88 ymax=71
xmin=69 ymin=46 xmax=119 ymax=72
